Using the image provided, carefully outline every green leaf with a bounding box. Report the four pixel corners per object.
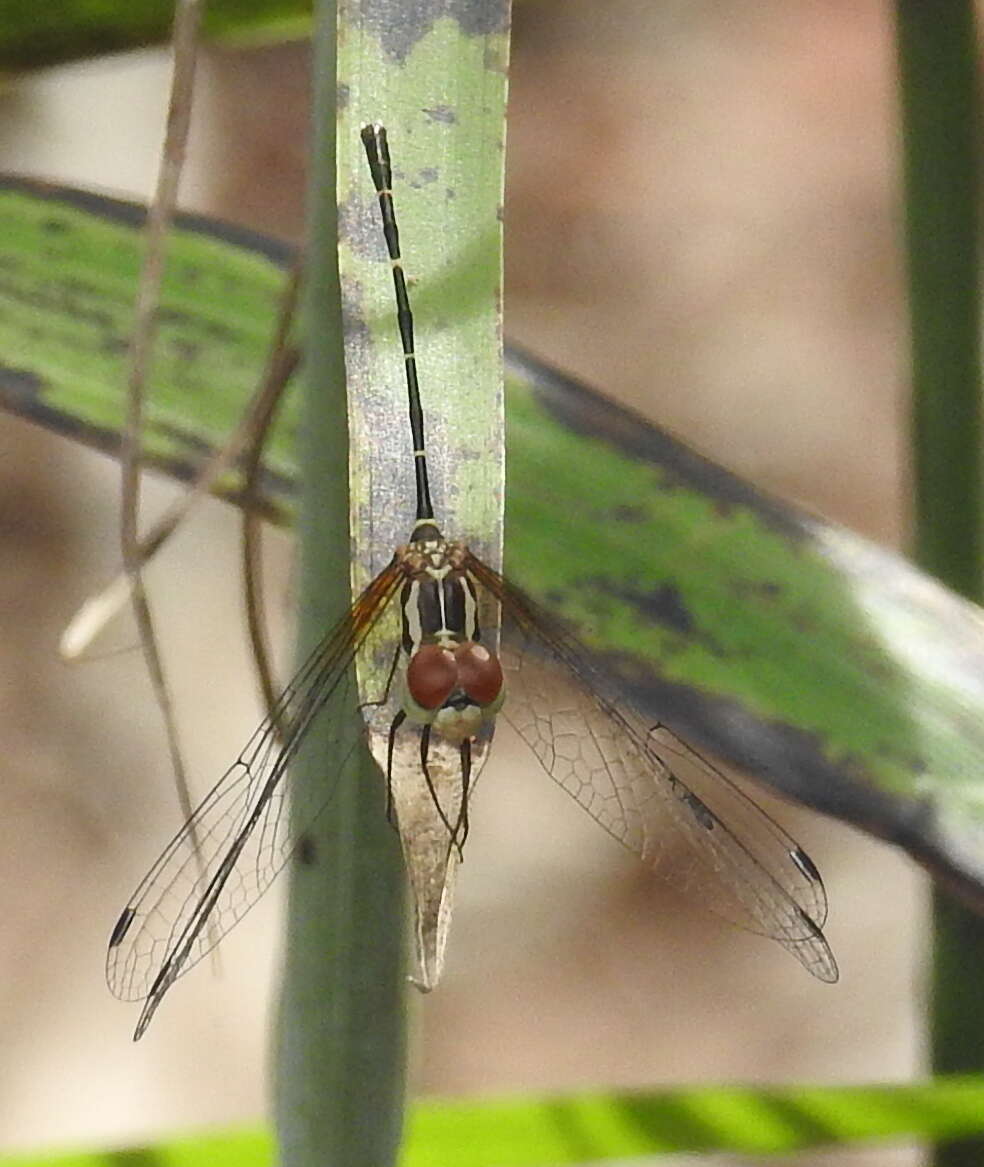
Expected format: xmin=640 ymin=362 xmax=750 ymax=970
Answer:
xmin=402 ymin=1077 xmax=984 ymax=1162
xmin=0 ymin=178 xmax=297 ymax=511
xmin=6 ymin=1077 xmax=984 ymax=1164
xmin=0 ymin=1 xmax=313 ymax=71
xmin=3 ymin=179 xmax=984 ymax=906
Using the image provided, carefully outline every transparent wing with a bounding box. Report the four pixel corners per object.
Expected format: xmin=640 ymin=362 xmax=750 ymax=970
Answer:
xmin=106 ymin=561 xmax=404 ymax=1036
xmin=468 ymin=555 xmax=837 ymax=984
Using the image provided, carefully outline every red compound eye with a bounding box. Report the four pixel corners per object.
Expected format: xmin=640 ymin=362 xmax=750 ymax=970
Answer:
xmin=406 ymin=644 xmax=457 ymax=710
xmin=454 ymin=642 xmax=504 ymax=707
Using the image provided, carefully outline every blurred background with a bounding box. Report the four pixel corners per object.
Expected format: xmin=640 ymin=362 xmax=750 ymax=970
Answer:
xmin=0 ymin=2 xmax=923 ymax=1164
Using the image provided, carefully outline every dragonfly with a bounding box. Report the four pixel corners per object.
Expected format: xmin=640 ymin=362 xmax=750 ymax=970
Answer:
xmin=107 ymin=123 xmax=837 ymax=1041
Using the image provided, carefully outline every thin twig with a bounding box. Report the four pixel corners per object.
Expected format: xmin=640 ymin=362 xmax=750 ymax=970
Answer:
xmin=240 ymin=261 xmax=304 ymax=722
xmin=119 ymin=0 xmax=204 ymax=829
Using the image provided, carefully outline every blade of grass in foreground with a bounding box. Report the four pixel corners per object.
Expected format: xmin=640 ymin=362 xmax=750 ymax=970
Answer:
xmin=273 ymin=0 xmax=510 ymax=1163
xmin=896 ymin=3 xmax=984 ymax=1166
xmin=5 ymin=1076 xmax=984 ymax=1164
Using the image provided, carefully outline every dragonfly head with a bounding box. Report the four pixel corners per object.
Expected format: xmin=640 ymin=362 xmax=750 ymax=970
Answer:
xmin=402 ymin=641 xmax=505 ymax=743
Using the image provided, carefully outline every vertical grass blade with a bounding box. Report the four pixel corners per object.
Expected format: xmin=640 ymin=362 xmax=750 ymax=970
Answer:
xmin=273 ymin=2 xmax=406 ymax=1164
xmin=896 ymin=5 xmax=984 ymax=1165
xmin=336 ymin=3 xmax=510 ymax=987
xmin=275 ymin=1 xmax=510 ymax=1161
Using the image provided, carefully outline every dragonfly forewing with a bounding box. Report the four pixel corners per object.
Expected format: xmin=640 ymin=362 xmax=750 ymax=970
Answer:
xmin=106 ymin=562 xmax=403 ymax=1033
xmin=467 ymin=554 xmax=838 ymax=985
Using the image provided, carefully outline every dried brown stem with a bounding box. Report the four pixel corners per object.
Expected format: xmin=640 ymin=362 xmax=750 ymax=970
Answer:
xmin=119 ymin=0 xmax=204 ymax=827
xmin=240 ymin=261 xmax=303 ymax=723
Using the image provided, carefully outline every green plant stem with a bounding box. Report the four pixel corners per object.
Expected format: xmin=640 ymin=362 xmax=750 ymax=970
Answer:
xmin=899 ymin=3 xmax=982 ymax=591
xmin=273 ymin=0 xmax=406 ymax=1162
xmin=897 ymin=4 xmax=983 ymax=1165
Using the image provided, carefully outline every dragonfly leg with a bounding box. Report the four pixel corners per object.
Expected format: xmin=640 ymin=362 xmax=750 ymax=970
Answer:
xmin=359 ymin=645 xmax=402 ymax=713
xmin=419 ymin=724 xmax=458 ymax=843
xmin=385 ymin=709 xmax=406 ymax=829
xmin=452 ymin=737 xmax=472 ymax=860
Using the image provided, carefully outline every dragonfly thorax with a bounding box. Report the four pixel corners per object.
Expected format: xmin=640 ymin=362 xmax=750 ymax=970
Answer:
xmin=396 ymin=526 xmax=475 ymax=652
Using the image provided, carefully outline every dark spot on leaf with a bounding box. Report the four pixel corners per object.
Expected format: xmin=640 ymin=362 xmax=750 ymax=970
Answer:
xmin=876 ymin=740 xmax=928 ymax=775
xmin=730 ymin=578 xmax=783 ymax=603
xmin=0 ymin=365 xmax=44 ymax=400
xmin=340 ymin=280 xmax=374 ymax=349
xmin=353 ymin=0 xmax=509 ymax=64
xmin=340 ymin=191 xmax=386 ymax=262
xmin=100 ymin=335 xmax=128 ymax=356
xmin=153 ymin=420 xmax=224 ymax=466
xmin=167 ymin=336 xmax=203 ymax=364
xmin=603 ymin=581 xmax=696 ymax=637
xmin=609 ymin=504 xmax=648 ymax=524
xmin=423 ymin=105 xmax=456 ymax=124
xmin=297 ymin=834 xmax=317 ymax=865
xmin=158 ymin=306 xmax=236 ymax=343
xmin=542 ymin=587 xmax=569 ymax=612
